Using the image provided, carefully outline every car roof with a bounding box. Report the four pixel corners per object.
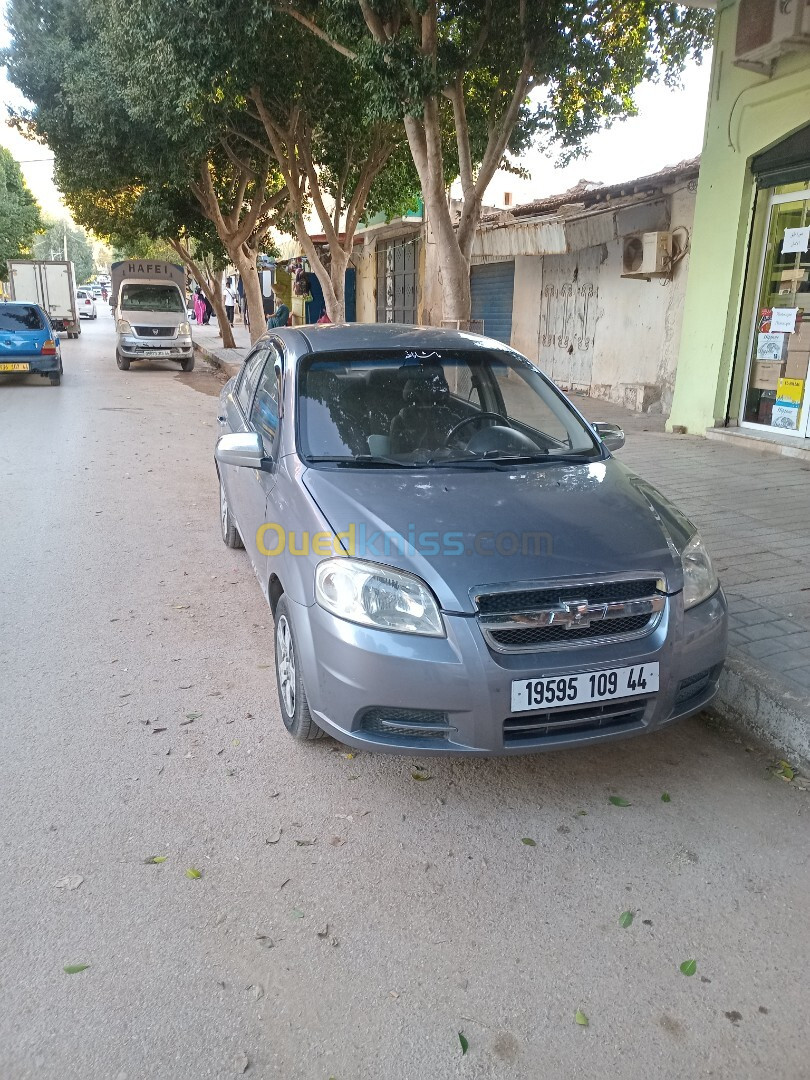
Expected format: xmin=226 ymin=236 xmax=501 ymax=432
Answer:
xmin=265 ymin=322 xmax=513 ymax=357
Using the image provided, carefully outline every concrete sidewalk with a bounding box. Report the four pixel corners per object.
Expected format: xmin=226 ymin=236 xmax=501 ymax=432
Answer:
xmin=196 ymin=324 xmax=810 ymax=765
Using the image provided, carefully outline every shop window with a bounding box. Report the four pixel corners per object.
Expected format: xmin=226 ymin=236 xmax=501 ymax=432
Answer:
xmin=743 ymin=182 xmax=810 ymax=434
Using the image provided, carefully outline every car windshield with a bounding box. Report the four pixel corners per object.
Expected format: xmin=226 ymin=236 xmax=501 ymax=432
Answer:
xmin=297 ymin=348 xmax=601 ymax=467
xmin=121 ymin=284 xmax=184 ymax=313
xmin=0 ymin=305 xmax=45 ymax=331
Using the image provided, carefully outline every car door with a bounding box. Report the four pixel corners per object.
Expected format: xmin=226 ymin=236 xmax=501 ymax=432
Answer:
xmin=240 ymin=346 xmax=283 ymax=581
xmin=219 ymin=346 xmax=268 ymax=542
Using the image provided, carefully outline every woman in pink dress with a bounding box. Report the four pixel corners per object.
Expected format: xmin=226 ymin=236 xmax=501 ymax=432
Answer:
xmin=193 ymin=288 xmax=206 ymax=326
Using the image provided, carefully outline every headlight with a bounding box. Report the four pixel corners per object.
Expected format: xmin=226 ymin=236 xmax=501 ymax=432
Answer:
xmin=117 ymin=319 xmax=132 ymax=334
xmin=315 ymin=557 xmax=444 ymax=636
xmin=682 ymin=532 xmax=718 ymax=609
xmin=178 ymin=321 xmax=191 ymax=335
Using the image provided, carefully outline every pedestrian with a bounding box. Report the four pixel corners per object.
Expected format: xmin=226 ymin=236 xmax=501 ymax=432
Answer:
xmin=266 ymin=303 xmax=290 ymax=330
xmin=193 ymin=287 xmax=206 ymax=326
xmin=222 ymin=277 xmax=237 ymax=326
xmin=203 ymin=295 xmax=213 ymax=324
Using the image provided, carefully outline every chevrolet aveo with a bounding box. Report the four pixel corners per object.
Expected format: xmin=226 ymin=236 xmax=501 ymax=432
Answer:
xmin=215 ymin=324 xmax=727 ymax=755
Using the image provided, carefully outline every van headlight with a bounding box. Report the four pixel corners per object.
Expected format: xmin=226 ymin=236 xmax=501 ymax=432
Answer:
xmin=178 ymin=321 xmax=191 ymax=335
xmin=117 ymin=319 xmax=133 ymax=335
xmin=682 ymin=532 xmax=718 ymax=609
xmin=315 ymin=558 xmax=444 ymax=636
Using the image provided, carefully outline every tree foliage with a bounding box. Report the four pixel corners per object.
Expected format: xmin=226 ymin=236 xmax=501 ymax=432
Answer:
xmin=32 ymin=216 xmax=95 ymax=282
xmin=0 ymin=145 xmax=42 ymax=266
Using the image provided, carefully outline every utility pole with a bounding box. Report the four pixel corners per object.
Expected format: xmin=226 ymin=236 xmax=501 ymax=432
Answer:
xmin=63 ymin=222 xmax=68 ymax=262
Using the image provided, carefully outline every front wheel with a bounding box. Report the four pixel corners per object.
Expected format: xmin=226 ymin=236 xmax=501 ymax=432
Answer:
xmin=180 ymin=354 xmax=195 ymax=372
xmin=116 ymin=349 xmax=130 ymax=370
xmin=219 ymin=480 xmax=243 ymax=549
xmin=274 ymin=595 xmax=323 ymax=740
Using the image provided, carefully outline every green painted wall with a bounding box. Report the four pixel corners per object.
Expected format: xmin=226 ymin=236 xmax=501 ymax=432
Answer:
xmin=669 ymin=0 xmax=810 ymax=433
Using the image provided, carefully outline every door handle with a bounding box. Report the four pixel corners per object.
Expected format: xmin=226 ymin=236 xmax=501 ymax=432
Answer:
xmin=217 ymin=415 xmax=226 ymax=423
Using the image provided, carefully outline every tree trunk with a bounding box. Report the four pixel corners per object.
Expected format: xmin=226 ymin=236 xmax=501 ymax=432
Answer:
xmin=420 ymin=186 xmax=473 ymax=326
xmin=232 ymin=247 xmax=265 ymax=344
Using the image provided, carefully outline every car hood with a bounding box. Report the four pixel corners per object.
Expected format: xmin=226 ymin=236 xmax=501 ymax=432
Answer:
xmin=302 ymin=458 xmax=693 ymax=614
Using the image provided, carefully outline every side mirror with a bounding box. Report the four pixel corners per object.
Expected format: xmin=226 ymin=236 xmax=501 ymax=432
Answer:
xmin=593 ymin=422 xmax=625 ymax=452
xmin=215 ymin=432 xmax=266 ymax=469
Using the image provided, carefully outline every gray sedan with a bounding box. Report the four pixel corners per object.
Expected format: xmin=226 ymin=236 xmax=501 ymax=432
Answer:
xmin=215 ymin=324 xmax=726 ymax=754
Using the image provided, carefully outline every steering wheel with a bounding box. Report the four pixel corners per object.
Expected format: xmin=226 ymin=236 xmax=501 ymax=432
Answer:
xmin=444 ymin=412 xmax=513 ymax=445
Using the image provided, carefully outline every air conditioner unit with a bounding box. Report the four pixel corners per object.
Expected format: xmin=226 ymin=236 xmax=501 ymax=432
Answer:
xmin=735 ymin=0 xmax=810 ymax=73
xmin=621 ymin=231 xmax=671 ymax=279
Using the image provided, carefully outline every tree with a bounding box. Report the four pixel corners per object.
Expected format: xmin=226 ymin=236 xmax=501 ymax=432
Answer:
xmin=281 ymin=1 xmax=714 ymax=324
xmin=32 ymin=216 xmax=95 ymax=282
xmin=0 ymin=146 xmax=42 ymax=266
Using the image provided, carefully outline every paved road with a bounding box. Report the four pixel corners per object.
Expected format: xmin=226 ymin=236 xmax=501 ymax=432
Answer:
xmin=1 ymin=314 xmax=808 ymax=1080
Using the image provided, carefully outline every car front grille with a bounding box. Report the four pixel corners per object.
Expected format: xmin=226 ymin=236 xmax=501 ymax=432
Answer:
xmin=134 ymin=326 xmax=174 ymax=337
xmin=358 ymin=707 xmax=453 ymax=739
xmin=504 ymin=700 xmax=648 ymax=744
xmin=474 ymin=576 xmax=665 ymax=653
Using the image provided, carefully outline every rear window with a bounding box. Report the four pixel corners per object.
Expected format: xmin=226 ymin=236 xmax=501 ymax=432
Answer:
xmin=0 ymin=305 xmax=45 ymax=331
xmin=121 ymin=284 xmax=184 ymax=313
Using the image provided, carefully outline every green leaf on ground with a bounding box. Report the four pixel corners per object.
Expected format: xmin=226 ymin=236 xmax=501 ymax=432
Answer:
xmin=458 ymin=1032 xmax=469 ymax=1055
xmin=680 ymin=959 xmax=697 ymax=976
xmin=661 ymin=792 xmax=671 ymax=802
xmin=619 ymin=910 xmax=634 ymax=928
xmin=185 ymin=867 xmax=202 ymax=879
xmin=144 ymin=855 xmax=168 ymax=864
xmin=411 ymin=770 xmax=431 ymax=781
xmin=185 ymin=712 xmax=202 ymax=720
xmin=577 ymin=810 xmax=588 ymax=816
xmin=291 ymin=908 xmax=304 ymax=919
xmin=575 ymin=1009 xmax=589 ymax=1027
xmin=521 ymin=837 xmax=536 ymax=846
xmin=64 ymin=963 xmax=90 ymax=974
xmin=609 ymin=796 xmax=631 ymax=807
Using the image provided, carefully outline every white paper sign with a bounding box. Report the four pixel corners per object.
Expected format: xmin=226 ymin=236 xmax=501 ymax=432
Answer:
xmin=771 ymin=402 xmax=800 ymax=431
xmin=771 ymin=307 xmax=798 ymax=334
xmin=756 ymin=332 xmax=786 ymax=361
xmin=782 ymin=226 xmax=810 ymax=254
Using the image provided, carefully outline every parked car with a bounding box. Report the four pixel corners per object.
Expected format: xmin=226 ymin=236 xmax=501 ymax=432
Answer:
xmin=76 ymin=289 xmax=97 ymax=319
xmin=0 ymin=301 xmax=63 ymax=385
xmin=214 ymin=324 xmax=727 ymax=755
xmin=89 ymin=285 xmax=103 ymax=300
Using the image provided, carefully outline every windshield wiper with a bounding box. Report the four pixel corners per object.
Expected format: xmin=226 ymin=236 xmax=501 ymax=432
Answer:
xmin=304 ymin=455 xmax=416 ymax=468
xmin=488 ymin=452 xmax=597 ymax=465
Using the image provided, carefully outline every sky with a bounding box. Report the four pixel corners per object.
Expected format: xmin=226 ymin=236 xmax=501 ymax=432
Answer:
xmin=0 ymin=0 xmax=712 ymax=223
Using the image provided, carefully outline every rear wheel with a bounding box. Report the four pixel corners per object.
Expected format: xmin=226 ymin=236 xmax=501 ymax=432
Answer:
xmin=116 ymin=349 xmax=130 ymax=371
xmin=274 ymin=595 xmax=323 ymax=741
xmin=180 ymin=354 xmax=195 ymax=372
xmin=49 ymin=373 xmax=61 ymax=386
xmin=219 ymin=479 xmax=243 ymax=549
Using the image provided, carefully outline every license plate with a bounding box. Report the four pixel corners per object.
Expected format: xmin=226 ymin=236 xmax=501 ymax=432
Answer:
xmin=511 ymin=663 xmax=659 ymax=713
xmin=0 ymin=362 xmax=30 ymax=372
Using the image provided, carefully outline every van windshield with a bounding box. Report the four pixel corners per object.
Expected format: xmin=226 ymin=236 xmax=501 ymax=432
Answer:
xmin=0 ymin=305 xmax=45 ymax=331
xmin=121 ymin=284 xmax=184 ymax=313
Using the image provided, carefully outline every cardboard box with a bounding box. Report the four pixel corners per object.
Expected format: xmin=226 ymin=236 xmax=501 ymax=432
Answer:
xmin=785 ymin=351 xmax=810 ymax=380
xmin=751 ymin=360 xmax=786 ymax=391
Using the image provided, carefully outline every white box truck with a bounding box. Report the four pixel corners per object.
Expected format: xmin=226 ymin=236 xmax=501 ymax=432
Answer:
xmin=110 ymin=260 xmax=193 ymax=371
xmin=7 ymin=260 xmax=81 ymax=338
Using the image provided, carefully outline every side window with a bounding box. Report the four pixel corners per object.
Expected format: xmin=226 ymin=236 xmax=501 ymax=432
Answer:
xmin=249 ymin=355 xmax=280 ymax=448
xmin=236 ymin=348 xmax=268 ymax=413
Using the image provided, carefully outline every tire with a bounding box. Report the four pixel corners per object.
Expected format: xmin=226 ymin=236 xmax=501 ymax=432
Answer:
xmin=274 ymin=595 xmax=323 ymax=740
xmin=181 ymin=354 xmax=195 ymax=372
xmin=49 ymin=373 xmax=61 ymax=386
xmin=219 ymin=479 xmax=243 ymax=549
xmin=116 ymin=349 xmax=130 ymax=371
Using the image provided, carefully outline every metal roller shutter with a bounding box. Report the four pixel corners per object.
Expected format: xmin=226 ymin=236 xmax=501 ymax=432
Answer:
xmin=471 ymin=261 xmax=515 ymax=344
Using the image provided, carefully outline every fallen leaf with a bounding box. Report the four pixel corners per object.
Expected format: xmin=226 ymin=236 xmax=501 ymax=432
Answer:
xmin=143 ymin=855 xmax=168 ymax=865
xmin=265 ymin=829 xmax=282 ymax=844
xmin=151 ymin=727 xmax=167 ymax=735
xmin=411 ymin=770 xmax=431 ymax=781
xmin=329 ymin=836 xmax=346 ymax=847
xmin=576 ymin=810 xmax=588 ymax=816
xmin=619 ymin=910 xmax=634 ymax=928
xmin=185 ymin=867 xmax=202 ymax=879
xmin=54 ymin=874 xmax=84 ymax=890
xmin=257 ymin=664 xmax=271 ymax=669
xmin=521 ymin=837 xmax=536 ymax=847
xmin=661 ymin=792 xmax=672 ymax=802
xmin=234 ymin=1050 xmax=249 ymax=1074
xmin=248 ymin=984 xmax=264 ymax=1000
xmin=316 ymin=924 xmax=329 ymax=937
xmin=295 ymin=839 xmax=316 ymax=847
xmin=342 ymin=752 xmax=355 ymax=759
xmin=458 ymin=1032 xmax=469 ymax=1056
xmin=680 ymin=959 xmax=697 ymax=977
xmin=609 ymin=796 xmax=631 ymax=807
xmin=291 ymin=908 xmax=304 ymax=919
xmin=64 ymin=964 xmax=90 ymax=975
xmin=574 ymin=1009 xmax=589 ymax=1027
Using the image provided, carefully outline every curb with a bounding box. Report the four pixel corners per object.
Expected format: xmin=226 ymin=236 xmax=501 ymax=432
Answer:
xmin=194 ymin=341 xmax=244 ymax=380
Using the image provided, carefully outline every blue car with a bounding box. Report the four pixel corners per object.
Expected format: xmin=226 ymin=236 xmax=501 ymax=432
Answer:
xmin=0 ymin=302 xmax=63 ymax=385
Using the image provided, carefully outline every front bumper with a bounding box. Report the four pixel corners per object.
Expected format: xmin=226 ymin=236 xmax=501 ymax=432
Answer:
xmin=119 ymin=335 xmax=193 ymax=360
xmin=289 ymin=589 xmax=728 ymax=755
